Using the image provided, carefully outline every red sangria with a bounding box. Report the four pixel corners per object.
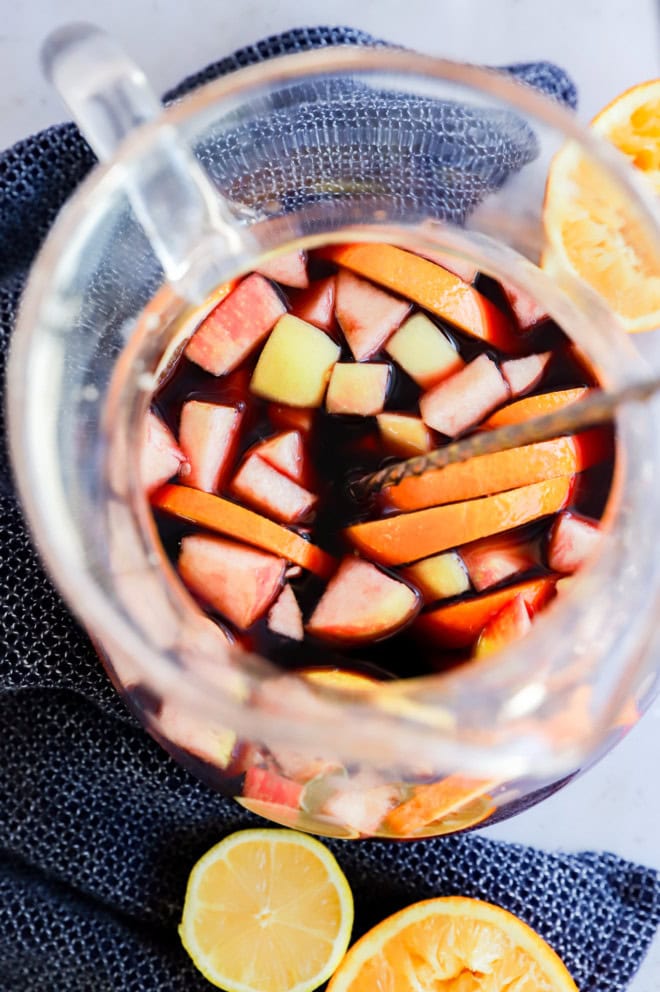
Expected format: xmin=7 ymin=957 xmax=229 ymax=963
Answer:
xmin=142 ymin=242 xmax=615 ymax=839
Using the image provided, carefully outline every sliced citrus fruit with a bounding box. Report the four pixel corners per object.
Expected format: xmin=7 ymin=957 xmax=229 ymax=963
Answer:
xmin=179 ymin=828 xmax=354 ymax=992
xmin=326 ymin=896 xmax=578 ymax=992
xmin=543 ymin=78 xmax=660 ymax=332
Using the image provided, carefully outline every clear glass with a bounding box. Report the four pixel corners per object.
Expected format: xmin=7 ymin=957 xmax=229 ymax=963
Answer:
xmin=9 ymin=47 xmax=660 ymax=840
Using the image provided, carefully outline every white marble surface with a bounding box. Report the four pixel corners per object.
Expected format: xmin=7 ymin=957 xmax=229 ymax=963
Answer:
xmin=1 ymin=0 xmax=659 ymax=987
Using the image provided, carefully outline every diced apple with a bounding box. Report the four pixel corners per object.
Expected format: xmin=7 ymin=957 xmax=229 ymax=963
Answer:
xmin=307 ymin=557 xmax=420 ymax=643
xmin=335 ymin=269 xmax=411 ymax=360
xmin=178 ymin=401 xmax=243 ymax=493
xmin=420 ymin=354 xmax=509 ymax=437
xmin=141 ymin=411 xmax=186 ymax=494
xmin=503 ymin=283 xmax=548 ymax=331
xmin=385 ymin=313 xmax=464 ymax=389
xmin=185 ymin=274 xmax=286 ymax=376
xmin=154 ymin=703 xmax=236 ymax=768
xmin=255 ymin=249 xmax=309 ymax=288
xmin=291 ymin=275 xmax=336 ymax=332
xmin=268 ymin=584 xmax=304 ymax=641
xmin=243 ymin=766 xmax=303 ymax=808
xmin=268 ymin=404 xmax=315 ymax=437
xmin=403 ymin=551 xmax=470 ymax=602
xmin=251 ymin=430 xmax=306 ymax=484
xmin=547 ymin=511 xmax=601 ymax=574
xmin=251 ymin=314 xmax=340 ymax=407
xmin=321 ymin=782 xmax=402 ymax=835
xmin=178 ymin=533 xmax=284 ymax=629
xmin=501 ymin=352 xmax=551 ymax=398
xmin=377 ymin=413 xmax=434 ymax=457
xmin=231 ymin=454 xmax=317 ymax=524
xmin=461 ymin=535 xmax=536 ymax=592
xmin=326 ymin=363 xmax=390 ymax=416
xmin=475 ymin=595 xmax=532 ymax=658
xmin=269 ymin=750 xmax=340 ymax=784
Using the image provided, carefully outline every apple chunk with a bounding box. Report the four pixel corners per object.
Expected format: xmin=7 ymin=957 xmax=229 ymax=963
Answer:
xmin=403 ymin=551 xmax=470 ymax=602
xmin=335 ymin=269 xmax=410 ymax=360
xmin=307 ymin=557 xmax=420 ymax=643
xmin=461 ymin=534 xmax=536 ymax=592
xmin=291 ymin=275 xmax=336 ymax=332
xmin=386 ymin=313 xmax=464 ymax=389
xmin=326 ymin=363 xmax=391 ymax=416
xmin=230 ymin=454 xmax=317 ymax=524
xmin=185 ymin=273 xmax=286 ymax=376
xmin=141 ymin=411 xmax=186 ymax=494
xmin=420 ymin=354 xmax=509 ymax=437
xmin=251 ymin=314 xmax=340 ymax=407
xmin=268 ymin=584 xmax=304 ymax=641
xmin=377 ymin=413 xmax=433 ymax=457
xmin=501 ymin=352 xmax=551 ymax=398
xmin=178 ymin=401 xmax=243 ymax=493
xmin=251 ymin=430 xmax=307 ymax=484
xmin=547 ymin=511 xmax=601 ymax=573
xmin=475 ymin=595 xmax=532 ymax=658
xmin=179 ymin=533 xmax=285 ymax=629
xmin=255 ymin=249 xmax=309 ymax=288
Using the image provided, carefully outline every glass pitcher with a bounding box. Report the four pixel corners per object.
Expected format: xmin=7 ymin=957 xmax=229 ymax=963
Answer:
xmin=8 ymin=26 xmax=660 ymax=840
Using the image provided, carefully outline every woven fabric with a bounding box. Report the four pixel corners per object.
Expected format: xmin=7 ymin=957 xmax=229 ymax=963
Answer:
xmin=0 ymin=25 xmax=657 ymax=992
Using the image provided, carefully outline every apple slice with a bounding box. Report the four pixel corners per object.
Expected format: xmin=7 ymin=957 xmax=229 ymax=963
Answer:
xmin=243 ymin=766 xmax=303 ymax=808
xmin=320 ymin=782 xmax=402 ymax=836
xmin=475 ymin=595 xmax=533 ymax=658
xmin=335 ymin=269 xmax=411 ymax=360
xmin=255 ymin=249 xmax=309 ymax=288
xmin=377 ymin=413 xmax=433 ymax=458
xmin=267 ymin=584 xmax=304 ymax=641
xmin=403 ymin=551 xmax=470 ymax=602
xmin=178 ymin=533 xmax=285 ymax=629
xmin=326 ymin=362 xmax=391 ymax=416
xmin=231 ymin=454 xmax=317 ymax=524
xmin=178 ymin=401 xmax=243 ymax=493
xmin=141 ymin=411 xmax=186 ymax=494
xmin=307 ymin=557 xmax=420 ymax=644
xmin=385 ymin=313 xmax=464 ymax=389
xmin=154 ymin=704 xmax=236 ymax=768
xmin=420 ymin=354 xmax=509 ymax=437
xmin=547 ymin=511 xmax=601 ymax=574
xmin=501 ymin=352 xmax=551 ymax=398
xmin=291 ymin=275 xmax=336 ymax=332
xmin=185 ymin=273 xmax=287 ymax=376
xmin=502 ymin=283 xmax=548 ymax=330
xmin=461 ymin=534 xmax=536 ymax=592
xmin=251 ymin=314 xmax=340 ymax=407
xmin=251 ymin=430 xmax=306 ymax=484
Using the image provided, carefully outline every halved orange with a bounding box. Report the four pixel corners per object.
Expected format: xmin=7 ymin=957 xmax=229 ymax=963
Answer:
xmin=543 ymin=79 xmax=660 ymax=332
xmin=179 ymin=829 xmax=354 ymax=992
xmin=327 ymin=896 xmax=578 ymax=992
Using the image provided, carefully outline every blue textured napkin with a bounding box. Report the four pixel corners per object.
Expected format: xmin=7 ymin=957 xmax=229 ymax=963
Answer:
xmin=1 ymin=26 xmax=658 ymax=992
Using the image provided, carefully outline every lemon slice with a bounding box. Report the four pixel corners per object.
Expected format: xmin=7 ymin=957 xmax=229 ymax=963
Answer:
xmin=179 ymin=828 xmax=354 ymax=992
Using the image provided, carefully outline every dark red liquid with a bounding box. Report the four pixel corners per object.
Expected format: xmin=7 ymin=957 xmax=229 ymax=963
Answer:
xmin=150 ymin=254 xmax=615 ymax=682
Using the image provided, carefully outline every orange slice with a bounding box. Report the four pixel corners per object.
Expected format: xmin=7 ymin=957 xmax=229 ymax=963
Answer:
xmin=326 ymin=896 xmax=578 ymax=991
xmin=543 ymin=79 xmax=660 ymax=332
xmin=179 ymin=829 xmax=354 ymax=992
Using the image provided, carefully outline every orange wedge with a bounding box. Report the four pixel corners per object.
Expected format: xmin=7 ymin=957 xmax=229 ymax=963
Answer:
xmin=326 ymin=896 xmax=578 ymax=992
xmin=543 ymin=79 xmax=660 ymax=332
xmin=179 ymin=829 xmax=354 ymax=992
xmin=483 ymin=387 xmax=588 ymax=427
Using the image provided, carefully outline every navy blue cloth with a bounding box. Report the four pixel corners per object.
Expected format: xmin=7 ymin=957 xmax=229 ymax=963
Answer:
xmin=0 ymin=25 xmax=658 ymax=992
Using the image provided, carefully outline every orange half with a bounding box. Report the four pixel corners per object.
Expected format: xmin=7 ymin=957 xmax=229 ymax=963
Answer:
xmin=543 ymin=79 xmax=660 ymax=332
xmin=327 ymin=896 xmax=578 ymax=992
